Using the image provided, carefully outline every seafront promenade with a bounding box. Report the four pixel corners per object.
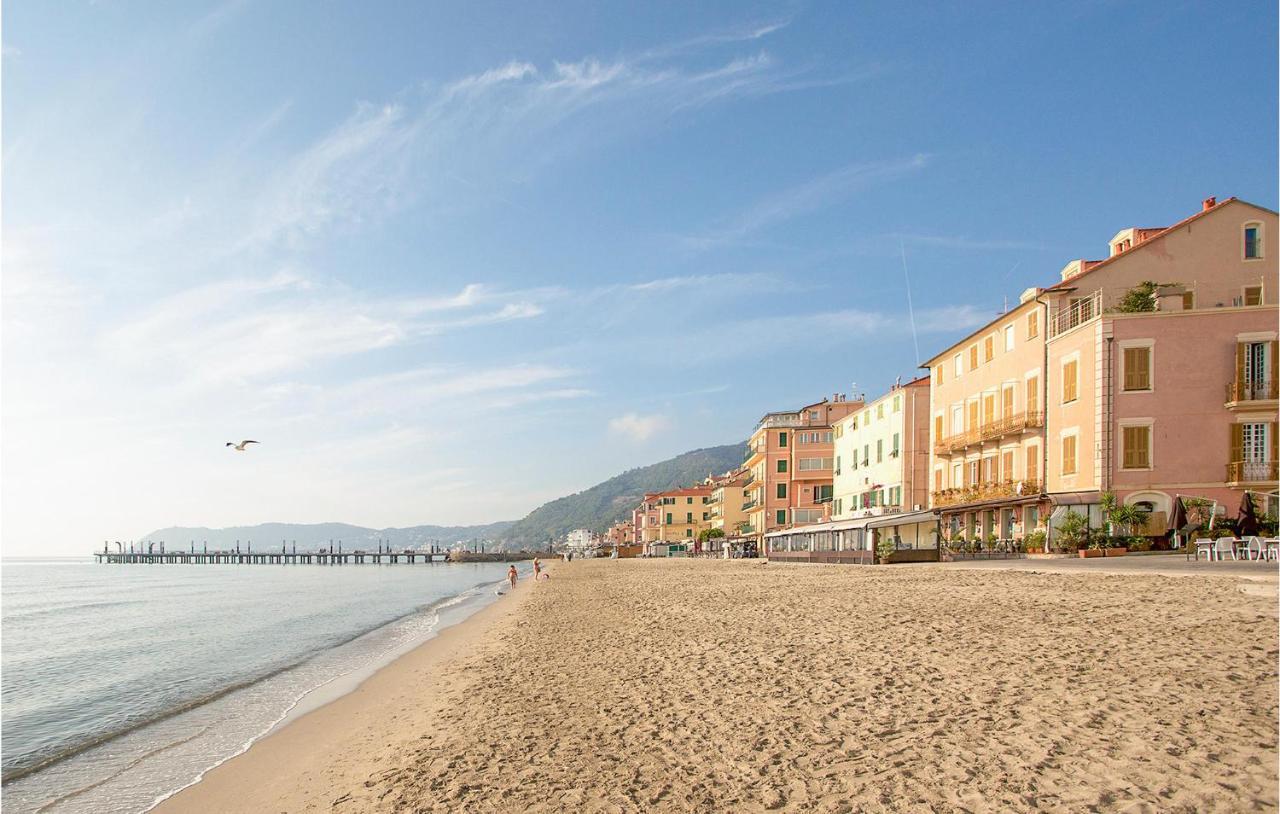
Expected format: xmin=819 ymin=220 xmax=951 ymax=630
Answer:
xmin=159 ymin=558 xmax=1278 ymax=813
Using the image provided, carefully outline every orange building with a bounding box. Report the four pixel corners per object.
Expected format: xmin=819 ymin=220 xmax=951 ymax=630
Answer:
xmin=741 ymin=395 xmax=863 ymax=553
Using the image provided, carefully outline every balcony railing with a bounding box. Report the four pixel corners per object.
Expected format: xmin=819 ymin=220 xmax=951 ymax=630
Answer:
xmin=931 ymin=479 xmax=1042 ymax=508
xmin=757 ymin=413 xmax=803 ymax=430
xmin=1227 ymin=461 xmax=1278 ymax=484
xmin=1226 ymin=379 xmax=1278 ymax=403
xmin=933 ymin=412 xmax=1045 ymax=455
xmin=1048 ymin=290 xmax=1102 ymax=338
xmin=742 ymin=499 xmax=759 ymax=511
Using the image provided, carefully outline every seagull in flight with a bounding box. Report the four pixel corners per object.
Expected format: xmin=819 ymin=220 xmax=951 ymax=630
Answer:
xmin=226 ymin=440 xmax=260 ymax=451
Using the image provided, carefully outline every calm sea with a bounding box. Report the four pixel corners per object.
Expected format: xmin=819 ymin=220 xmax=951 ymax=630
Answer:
xmin=1 ymin=556 xmax=524 ymax=813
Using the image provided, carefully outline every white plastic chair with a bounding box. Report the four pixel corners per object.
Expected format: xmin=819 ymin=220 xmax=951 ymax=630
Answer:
xmin=1194 ymin=538 xmax=1215 ymax=561
xmin=1213 ymin=537 xmax=1239 ymax=561
xmin=1243 ymin=536 xmax=1264 ymax=561
xmin=1266 ymin=539 xmax=1280 ymax=562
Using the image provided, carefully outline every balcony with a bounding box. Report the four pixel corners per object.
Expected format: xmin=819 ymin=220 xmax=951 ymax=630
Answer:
xmin=741 ymin=499 xmax=758 ymax=511
xmin=1048 ymin=290 xmax=1101 ymax=338
xmin=933 ymin=412 xmax=1045 ymax=456
xmin=1226 ymin=379 xmax=1278 ymax=408
xmin=931 ymin=479 xmax=1042 ymax=508
xmin=1227 ymin=461 xmax=1278 ymax=485
xmin=757 ymin=413 xmax=802 ymax=430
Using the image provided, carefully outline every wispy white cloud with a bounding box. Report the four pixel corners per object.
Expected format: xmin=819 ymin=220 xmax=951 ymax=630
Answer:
xmin=890 ymin=232 xmax=1047 ymax=251
xmin=608 ymin=412 xmax=671 ymax=442
xmin=684 ymin=155 xmax=931 ymax=250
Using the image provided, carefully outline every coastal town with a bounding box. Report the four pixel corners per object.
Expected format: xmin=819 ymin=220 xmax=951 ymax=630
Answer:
xmin=575 ymin=196 xmax=1280 ymax=562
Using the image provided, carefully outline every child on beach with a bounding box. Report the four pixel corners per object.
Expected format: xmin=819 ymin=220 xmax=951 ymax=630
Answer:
xmin=507 ymin=565 xmax=517 ymax=589
xmin=533 ymin=558 xmax=541 ymax=580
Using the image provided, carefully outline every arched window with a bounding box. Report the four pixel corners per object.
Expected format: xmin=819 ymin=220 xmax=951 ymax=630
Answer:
xmin=1244 ymin=222 xmax=1264 ymax=259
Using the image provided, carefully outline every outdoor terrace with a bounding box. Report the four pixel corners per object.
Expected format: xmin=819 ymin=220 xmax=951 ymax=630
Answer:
xmin=931 ymin=479 xmax=1042 ymax=508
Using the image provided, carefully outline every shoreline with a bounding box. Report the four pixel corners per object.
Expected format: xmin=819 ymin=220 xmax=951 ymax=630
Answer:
xmin=151 ymin=567 xmax=542 ymax=813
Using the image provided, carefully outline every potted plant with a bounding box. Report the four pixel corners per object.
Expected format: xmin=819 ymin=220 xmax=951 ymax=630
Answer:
xmin=876 ymin=536 xmax=896 ymax=565
xmin=1024 ymin=528 xmax=1046 ymax=554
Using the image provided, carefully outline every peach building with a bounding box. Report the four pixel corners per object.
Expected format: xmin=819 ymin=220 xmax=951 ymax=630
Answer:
xmin=925 ymin=290 xmax=1049 ymax=542
xmin=927 ymin=195 xmax=1278 ymax=544
xmin=631 ymin=494 xmax=661 ymax=545
xmin=831 ymin=377 xmax=931 ymax=520
xmin=741 ymin=395 xmax=863 ymax=552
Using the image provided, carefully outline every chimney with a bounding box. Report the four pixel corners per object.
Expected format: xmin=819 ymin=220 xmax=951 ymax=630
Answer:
xmin=1202 ymin=196 xmax=1216 ymax=211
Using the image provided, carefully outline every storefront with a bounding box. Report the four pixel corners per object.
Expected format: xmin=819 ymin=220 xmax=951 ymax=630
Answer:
xmin=866 ymin=509 xmax=942 ymax=563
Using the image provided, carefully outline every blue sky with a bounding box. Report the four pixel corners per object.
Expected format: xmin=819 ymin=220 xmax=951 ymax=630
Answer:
xmin=3 ymin=1 xmax=1276 ymax=553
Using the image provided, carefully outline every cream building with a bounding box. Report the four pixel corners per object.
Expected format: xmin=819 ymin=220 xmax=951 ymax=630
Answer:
xmin=832 ymin=377 xmax=931 ymax=520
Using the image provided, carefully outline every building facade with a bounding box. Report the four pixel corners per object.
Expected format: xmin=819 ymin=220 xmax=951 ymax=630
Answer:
xmin=741 ymin=395 xmax=863 ymax=551
xmin=832 ymin=377 xmax=931 ymax=521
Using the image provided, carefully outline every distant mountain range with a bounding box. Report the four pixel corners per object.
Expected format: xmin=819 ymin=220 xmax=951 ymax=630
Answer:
xmin=139 ymin=441 xmax=745 ymax=551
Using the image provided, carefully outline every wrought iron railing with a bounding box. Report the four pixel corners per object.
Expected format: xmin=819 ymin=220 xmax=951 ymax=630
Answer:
xmin=1226 ymin=380 xmax=1278 ymax=403
xmin=931 ymin=480 xmax=1042 ymax=508
xmin=933 ymin=412 xmax=1045 ymax=455
xmin=1226 ymin=461 xmax=1278 ymax=483
xmin=1048 ymin=290 xmax=1102 ymax=337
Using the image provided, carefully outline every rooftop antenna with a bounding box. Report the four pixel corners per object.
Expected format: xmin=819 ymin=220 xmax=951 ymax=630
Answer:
xmin=900 ymin=238 xmax=921 ymax=366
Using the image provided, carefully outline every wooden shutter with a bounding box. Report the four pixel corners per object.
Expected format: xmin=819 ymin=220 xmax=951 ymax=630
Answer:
xmin=1002 ymin=386 xmax=1014 ymax=417
xmin=1062 ymin=435 xmax=1076 ymax=475
xmin=1123 ymin=426 xmax=1149 ymax=468
xmin=1124 ymin=348 xmax=1150 ymax=391
xmin=1062 ymin=360 xmax=1078 ymax=402
xmin=1026 ymin=377 xmax=1039 ymax=413
xmin=1026 ymin=446 xmax=1038 ymax=482
xmin=1271 ymin=341 xmax=1278 ymax=395
xmin=968 ymin=401 xmax=979 ymax=430
xmin=983 ymin=394 xmax=995 ymax=425
xmin=935 ymin=415 xmax=943 ymax=441
xmin=1002 ymin=450 xmax=1014 ymax=480
xmin=934 ymin=469 xmax=943 ymax=491
xmin=1236 ymin=344 xmax=1247 ymax=389
xmin=1230 ymin=424 xmax=1243 ymax=466
xmin=1271 ymin=422 xmax=1278 ymax=465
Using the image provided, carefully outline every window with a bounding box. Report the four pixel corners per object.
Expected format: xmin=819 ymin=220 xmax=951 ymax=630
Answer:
xmin=934 ymin=415 xmax=944 ymax=441
xmin=951 ymin=462 xmax=963 ymax=487
xmin=892 ymin=432 xmax=900 ymax=456
xmin=1002 ymin=450 xmax=1014 ymax=480
xmin=685 ymin=512 xmax=693 ymax=522
xmin=776 ymin=510 xmax=787 ymax=525
xmin=893 ymin=395 xmax=901 ymax=413
xmin=982 ymin=393 xmax=995 ymax=425
xmin=1122 ymin=425 xmax=1151 ymax=469
xmin=778 ymin=431 xmax=788 ymax=448
xmin=776 ymin=483 xmax=787 ymax=499
xmin=951 ymin=405 xmax=963 ymax=434
xmin=863 ymin=444 xmax=870 ymax=464
xmin=1026 ymin=376 xmax=1039 ymax=413
xmin=1245 ymin=223 xmax=1263 ymax=259
xmin=953 ymin=354 xmax=963 ymax=377
xmin=877 ymin=403 xmax=884 ymax=419
xmin=1182 ymin=291 xmax=1194 ymax=311
xmin=1027 ymin=311 xmax=1039 ymax=339
xmin=969 ymin=345 xmax=979 ymax=369
xmin=1004 ymin=324 xmax=1015 ymax=352
xmin=967 ymin=401 xmax=979 ymax=431
xmin=984 ymin=335 xmax=995 ymax=362
xmin=835 ymin=455 xmax=841 ymax=474
xmin=1025 ymin=445 xmax=1039 ymax=483
xmin=834 ymin=498 xmax=843 ymax=515
xmin=981 ymin=456 xmax=996 ymax=483
xmin=934 ymin=469 xmax=943 ymax=491
xmin=665 ymin=512 xmax=672 ymax=524
xmin=1061 ymin=434 xmax=1077 ymax=475
xmin=686 ymin=497 xmax=693 ymax=504
xmin=967 ymin=460 xmax=979 ymax=486
xmin=798 ymin=458 xmax=833 ymax=471
xmin=814 ymin=484 xmax=833 ymax=502
xmin=935 ymin=365 xmax=943 ymax=385
xmin=1122 ymin=346 xmax=1152 ymax=391
xmin=1001 ymin=385 xmax=1014 ymax=418
xmin=1062 ymin=359 xmax=1079 ymax=403
xmin=776 ymin=459 xmax=788 ymax=473
xmin=1244 ymin=286 xmax=1263 ymax=306
xmin=685 ymin=529 xmax=692 ymax=537
xmin=876 ymin=439 xmax=883 ymax=463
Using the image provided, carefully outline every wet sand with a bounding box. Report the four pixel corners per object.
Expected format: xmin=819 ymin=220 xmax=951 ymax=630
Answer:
xmin=156 ymin=559 xmax=1278 ymax=813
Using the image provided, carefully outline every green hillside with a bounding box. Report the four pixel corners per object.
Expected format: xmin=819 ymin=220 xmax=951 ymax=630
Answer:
xmin=499 ymin=442 xmax=745 ymax=546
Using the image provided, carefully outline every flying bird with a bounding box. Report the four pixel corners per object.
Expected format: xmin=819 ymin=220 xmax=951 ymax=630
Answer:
xmin=226 ymin=440 xmax=260 ymax=451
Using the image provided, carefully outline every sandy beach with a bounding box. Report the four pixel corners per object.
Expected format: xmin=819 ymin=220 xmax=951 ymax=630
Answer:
xmin=157 ymin=560 xmax=1278 ymax=813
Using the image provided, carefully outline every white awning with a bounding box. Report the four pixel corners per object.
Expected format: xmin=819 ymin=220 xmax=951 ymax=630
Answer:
xmin=865 ymin=509 xmax=939 ymax=529
xmin=763 ymin=516 xmax=876 ymax=538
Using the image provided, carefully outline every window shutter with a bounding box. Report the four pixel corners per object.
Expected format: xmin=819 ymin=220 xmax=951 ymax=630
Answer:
xmin=1002 ymin=387 xmax=1014 ymax=416
xmin=1026 ymin=446 xmax=1038 ymax=481
xmin=1271 ymin=341 xmax=1278 ymax=390
xmin=935 ymin=415 xmax=943 ymax=440
xmin=1230 ymin=424 xmax=1243 ymax=465
xmin=1026 ymin=378 xmax=1038 ymax=413
xmin=1123 ymin=348 xmax=1150 ymax=391
xmin=1236 ymin=343 xmax=1247 ymax=388
xmin=1271 ymin=422 xmax=1278 ymax=464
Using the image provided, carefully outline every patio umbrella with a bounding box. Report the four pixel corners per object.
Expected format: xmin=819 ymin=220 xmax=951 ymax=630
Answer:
xmin=1168 ymin=496 xmax=1188 ymax=534
xmin=1238 ymin=492 xmax=1261 ymax=536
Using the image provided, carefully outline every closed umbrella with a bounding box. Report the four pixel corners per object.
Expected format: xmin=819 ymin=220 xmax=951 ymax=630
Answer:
xmin=1168 ymin=496 xmax=1189 ymax=547
xmin=1238 ymin=492 xmax=1261 ymax=537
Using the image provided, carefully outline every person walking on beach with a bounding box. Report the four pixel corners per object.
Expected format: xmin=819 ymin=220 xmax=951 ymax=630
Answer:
xmin=532 ymin=558 xmax=542 ymax=580
xmin=507 ymin=565 xmax=517 ymax=590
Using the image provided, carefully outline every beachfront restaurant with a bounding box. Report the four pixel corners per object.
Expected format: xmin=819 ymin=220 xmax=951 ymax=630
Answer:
xmin=766 ymin=510 xmax=941 ymax=564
